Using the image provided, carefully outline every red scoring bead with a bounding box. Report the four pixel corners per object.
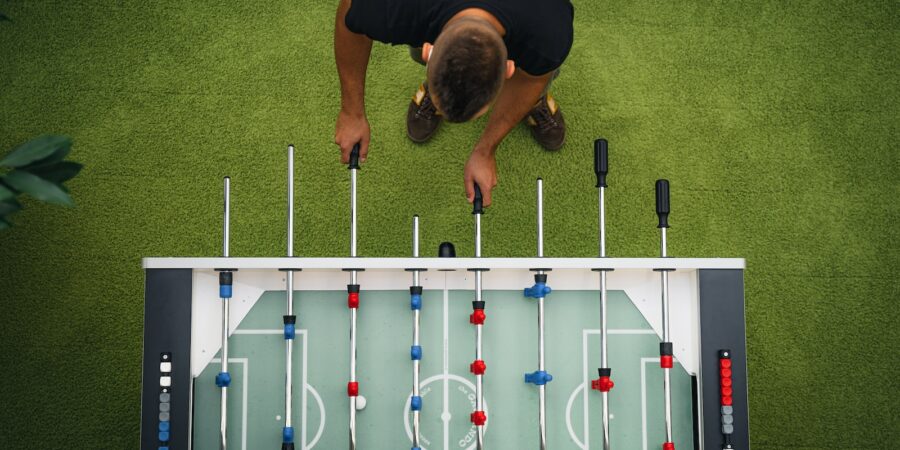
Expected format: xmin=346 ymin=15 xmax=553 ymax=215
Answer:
xmin=469 ymin=309 xmax=486 ymax=325
xmin=660 ymin=355 xmax=673 ymax=369
xmin=720 ymin=359 xmax=732 ymax=369
xmin=470 ymin=359 xmax=486 ymax=375
xmin=348 ymin=293 xmax=360 ymax=309
xmin=721 ymin=386 xmax=733 ymax=396
xmin=471 ymin=411 xmax=487 ymax=426
xmin=720 ymin=368 xmax=732 ymax=378
xmin=347 ymin=381 xmax=359 ymax=397
xmin=722 ymin=396 xmax=733 ymax=406
xmin=591 ymin=376 xmax=615 ymax=392
xmin=722 ymin=378 xmax=733 ymax=387
xmin=663 ymin=442 xmax=675 ymax=450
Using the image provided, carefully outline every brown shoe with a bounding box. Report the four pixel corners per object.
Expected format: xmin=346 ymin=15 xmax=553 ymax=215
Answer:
xmin=525 ymin=94 xmax=566 ymax=151
xmin=407 ymin=83 xmax=442 ymax=143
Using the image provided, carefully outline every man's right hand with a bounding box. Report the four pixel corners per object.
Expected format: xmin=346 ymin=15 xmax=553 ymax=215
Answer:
xmin=334 ymin=109 xmax=371 ymax=164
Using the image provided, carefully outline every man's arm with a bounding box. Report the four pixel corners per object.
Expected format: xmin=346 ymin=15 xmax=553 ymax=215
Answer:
xmin=464 ymin=70 xmax=552 ymax=205
xmin=334 ymin=0 xmax=374 ymax=163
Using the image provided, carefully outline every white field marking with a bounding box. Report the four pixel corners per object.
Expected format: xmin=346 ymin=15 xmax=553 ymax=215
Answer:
xmin=302 ymin=325 xmax=309 ymax=450
xmin=226 ymin=329 xmax=318 ymax=450
xmin=443 ymin=273 xmax=450 ymax=450
xmin=402 ymin=373 xmax=486 ymax=450
xmin=306 ymin=384 xmax=325 ymax=449
xmin=566 ymin=383 xmax=587 ymax=450
xmin=210 ymin=358 xmax=249 ymax=450
xmin=640 ymin=358 xmax=652 ymax=450
xmin=574 ymin=329 xmax=664 ymax=449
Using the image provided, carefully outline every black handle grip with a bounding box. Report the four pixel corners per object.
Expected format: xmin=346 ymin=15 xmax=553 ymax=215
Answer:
xmin=594 ymin=138 xmax=608 ymax=188
xmin=472 ymin=183 xmax=483 ymax=214
xmin=655 ymin=179 xmax=670 ymax=228
xmin=348 ymin=143 xmax=360 ymax=170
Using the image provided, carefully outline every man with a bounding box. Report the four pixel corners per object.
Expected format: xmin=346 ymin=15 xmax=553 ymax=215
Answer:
xmin=334 ymin=0 xmax=574 ymax=206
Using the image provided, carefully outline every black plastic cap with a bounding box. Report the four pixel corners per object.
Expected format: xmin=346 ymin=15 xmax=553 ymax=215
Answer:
xmin=439 ymin=242 xmax=456 ymax=258
xmin=347 ymin=284 xmax=360 ymax=293
xmin=348 ymin=143 xmax=361 ymax=170
xmin=282 ymin=443 xmax=295 ymax=450
xmin=219 ymin=271 xmax=233 ymax=286
xmin=472 ymin=184 xmax=483 ymax=215
xmin=472 ymin=300 xmax=486 ymax=310
xmin=598 ymin=368 xmax=612 ymax=377
xmin=534 ymin=273 xmax=548 ymax=283
xmin=283 ymin=315 xmax=296 ymax=325
xmin=655 ymin=179 xmax=670 ymax=228
xmin=719 ymin=349 xmax=732 ymax=359
xmin=660 ymin=342 xmax=673 ymax=356
xmin=410 ymin=286 xmax=423 ymax=295
xmin=594 ymin=139 xmax=608 ymax=188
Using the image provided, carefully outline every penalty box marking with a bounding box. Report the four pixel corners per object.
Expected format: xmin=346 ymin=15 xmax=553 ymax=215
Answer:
xmin=566 ymin=329 xmax=662 ymax=450
xmin=223 ymin=329 xmax=327 ymax=450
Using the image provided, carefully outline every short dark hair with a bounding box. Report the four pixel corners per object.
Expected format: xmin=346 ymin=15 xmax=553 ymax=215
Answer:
xmin=428 ymin=21 xmax=507 ymax=123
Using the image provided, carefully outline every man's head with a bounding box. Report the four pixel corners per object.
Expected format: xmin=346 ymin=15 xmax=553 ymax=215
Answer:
xmin=423 ymin=17 xmax=515 ymax=123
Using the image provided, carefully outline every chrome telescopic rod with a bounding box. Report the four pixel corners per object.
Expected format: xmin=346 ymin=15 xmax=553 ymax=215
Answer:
xmin=283 ymin=145 xmax=298 ymax=450
xmin=347 ymin=145 xmax=361 ymax=450
xmin=656 ymin=179 xmax=675 ymax=450
xmin=472 ymin=184 xmax=486 ymax=450
xmin=410 ymin=216 xmax=423 ymax=449
xmin=219 ymin=176 xmax=232 ymax=450
xmin=594 ymin=138 xmax=613 ymax=450
xmin=536 ymin=179 xmax=547 ymax=450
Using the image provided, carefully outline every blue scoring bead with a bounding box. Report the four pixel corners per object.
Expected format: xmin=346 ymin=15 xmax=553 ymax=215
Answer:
xmin=283 ymin=426 xmax=294 ymax=443
xmin=411 ymin=395 xmax=423 ymax=411
xmin=523 ymin=282 xmax=552 ymax=298
xmin=284 ymin=323 xmax=296 ymax=340
xmin=215 ymin=371 xmax=231 ymax=388
xmin=410 ymin=293 xmax=422 ymax=310
xmin=524 ymin=370 xmax=553 ymax=386
xmin=219 ymin=284 xmax=233 ymax=299
xmin=410 ymin=345 xmax=423 ymax=361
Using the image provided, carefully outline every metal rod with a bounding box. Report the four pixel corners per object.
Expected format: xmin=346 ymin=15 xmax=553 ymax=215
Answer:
xmin=660 ymin=227 xmax=673 ymax=445
xmin=600 ymin=182 xmax=611 ymax=450
xmin=223 ymin=177 xmax=230 ymax=258
xmin=285 ymin=145 xmax=296 ymax=444
xmin=349 ymin=161 xmax=359 ymax=450
xmin=411 ymin=215 xmax=421 ymax=449
xmin=536 ymin=179 xmax=547 ymax=450
xmin=220 ymin=176 xmax=230 ymax=450
xmin=287 ymin=145 xmax=295 ymax=259
xmin=474 ymin=204 xmax=484 ymax=450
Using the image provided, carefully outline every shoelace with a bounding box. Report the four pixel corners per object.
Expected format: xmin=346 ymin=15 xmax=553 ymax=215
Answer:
xmin=416 ymin=90 xmax=438 ymax=120
xmin=531 ymin=101 xmax=558 ymax=131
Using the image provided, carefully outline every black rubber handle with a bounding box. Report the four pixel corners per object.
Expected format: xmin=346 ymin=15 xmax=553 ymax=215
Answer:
xmin=348 ymin=143 xmax=360 ymax=170
xmin=655 ymin=179 xmax=670 ymax=228
xmin=472 ymin=183 xmax=484 ymax=214
xmin=438 ymin=242 xmax=456 ymax=257
xmin=594 ymin=138 xmax=608 ymax=188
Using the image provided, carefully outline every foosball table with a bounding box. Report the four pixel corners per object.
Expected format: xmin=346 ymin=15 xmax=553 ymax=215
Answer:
xmin=140 ymin=141 xmax=750 ymax=450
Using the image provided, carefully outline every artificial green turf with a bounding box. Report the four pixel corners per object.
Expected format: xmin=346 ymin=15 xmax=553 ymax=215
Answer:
xmin=0 ymin=1 xmax=897 ymax=448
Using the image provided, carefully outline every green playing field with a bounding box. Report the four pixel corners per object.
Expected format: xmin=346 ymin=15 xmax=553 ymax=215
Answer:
xmin=193 ymin=285 xmax=694 ymax=450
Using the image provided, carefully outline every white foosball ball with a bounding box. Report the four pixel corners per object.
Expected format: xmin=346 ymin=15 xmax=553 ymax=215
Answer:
xmin=140 ymin=141 xmax=749 ymax=450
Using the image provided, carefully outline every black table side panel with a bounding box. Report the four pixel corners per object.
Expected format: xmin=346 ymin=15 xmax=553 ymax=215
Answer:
xmin=698 ymin=269 xmax=750 ymax=449
xmin=141 ymin=269 xmax=193 ymax=450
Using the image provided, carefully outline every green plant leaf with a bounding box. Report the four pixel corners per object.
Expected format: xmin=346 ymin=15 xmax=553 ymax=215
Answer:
xmin=2 ymin=170 xmax=74 ymax=206
xmin=0 ymin=135 xmax=72 ymax=168
xmin=0 ymin=13 xmax=9 ymax=22
xmin=0 ymin=183 xmax=13 ymax=202
xmin=25 ymin=161 xmax=83 ymax=183
xmin=0 ymin=218 xmax=9 ymax=230
xmin=0 ymin=199 xmax=21 ymax=216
